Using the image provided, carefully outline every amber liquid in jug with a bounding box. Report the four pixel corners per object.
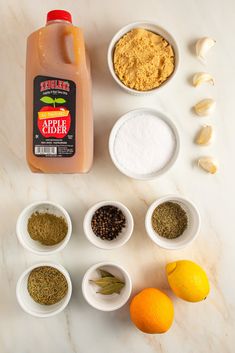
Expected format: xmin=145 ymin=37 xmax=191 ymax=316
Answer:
xmin=26 ymin=10 xmax=93 ymax=173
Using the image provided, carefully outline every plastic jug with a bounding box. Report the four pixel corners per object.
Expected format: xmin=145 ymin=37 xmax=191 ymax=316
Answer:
xmin=26 ymin=10 xmax=93 ymax=173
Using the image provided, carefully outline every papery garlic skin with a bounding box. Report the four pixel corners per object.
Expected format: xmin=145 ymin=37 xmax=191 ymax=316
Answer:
xmin=195 ymin=37 xmax=216 ymax=60
xmin=195 ymin=125 xmax=213 ymax=145
xmin=198 ymin=157 xmax=218 ymax=174
xmin=193 ymin=72 xmax=215 ymax=87
xmin=194 ymin=99 xmax=216 ymax=116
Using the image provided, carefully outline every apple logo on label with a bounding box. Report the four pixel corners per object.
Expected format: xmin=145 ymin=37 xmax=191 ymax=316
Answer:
xmin=37 ymin=96 xmax=71 ymax=139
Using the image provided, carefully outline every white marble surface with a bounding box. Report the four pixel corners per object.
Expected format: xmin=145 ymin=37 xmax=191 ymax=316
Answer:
xmin=0 ymin=0 xmax=234 ymax=352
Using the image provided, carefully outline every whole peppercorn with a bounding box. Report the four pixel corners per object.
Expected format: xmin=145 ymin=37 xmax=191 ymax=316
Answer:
xmin=91 ymin=205 xmax=126 ymax=240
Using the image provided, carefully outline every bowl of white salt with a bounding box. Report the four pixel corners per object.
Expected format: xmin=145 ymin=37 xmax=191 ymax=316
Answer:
xmin=109 ymin=108 xmax=180 ymax=180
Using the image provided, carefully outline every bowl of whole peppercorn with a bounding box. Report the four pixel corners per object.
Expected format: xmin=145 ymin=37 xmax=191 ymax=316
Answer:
xmin=83 ymin=201 xmax=134 ymax=249
xmin=145 ymin=195 xmax=201 ymax=250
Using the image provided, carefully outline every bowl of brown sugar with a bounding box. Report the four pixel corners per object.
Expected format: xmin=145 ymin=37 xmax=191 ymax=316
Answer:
xmin=107 ymin=21 xmax=179 ymax=94
xmin=16 ymin=201 xmax=72 ymax=255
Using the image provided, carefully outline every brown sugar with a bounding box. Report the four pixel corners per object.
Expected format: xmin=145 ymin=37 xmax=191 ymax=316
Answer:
xmin=113 ymin=28 xmax=175 ymax=91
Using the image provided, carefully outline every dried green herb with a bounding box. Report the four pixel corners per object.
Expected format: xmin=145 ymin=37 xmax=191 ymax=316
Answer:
xmin=27 ymin=212 xmax=68 ymax=246
xmin=27 ymin=266 xmax=68 ymax=305
xmin=99 ymin=269 xmax=115 ymax=278
xmin=90 ymin=269 xmax=125 ymax=295
xmin=152 ymin=201 xmax=188 ymax=239
xmin=98 ymin=282 xmax=125 ymax=295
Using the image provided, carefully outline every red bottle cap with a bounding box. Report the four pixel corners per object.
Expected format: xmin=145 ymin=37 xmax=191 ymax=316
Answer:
xmin=47 ymin=10 xmax=72 ymax=23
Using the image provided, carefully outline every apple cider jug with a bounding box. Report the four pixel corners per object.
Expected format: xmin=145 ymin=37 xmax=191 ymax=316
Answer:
xmin=26 ymin=10 xmax=93 ymax=173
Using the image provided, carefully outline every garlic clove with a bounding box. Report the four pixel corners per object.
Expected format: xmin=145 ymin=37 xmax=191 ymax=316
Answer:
xmin=193 ymin=72 xmax=215 ymax=87
xmin=198 ymin=157 xmax=218 ymax=174
xmin=194 ymin=98 xmax=216 ymax=116
xmin=195 ymin=37 xmax=216 ymax=61
xmin=195 ymin=125 xmax=213 ymax=145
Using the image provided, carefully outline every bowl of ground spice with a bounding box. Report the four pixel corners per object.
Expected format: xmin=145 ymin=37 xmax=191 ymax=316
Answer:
xmin=16 ymin=201 xmax=72 ymax=255
xmin=83 ymin=201 xmax=134 ymax=249
xmin=145 ymin=195 xmax=201 ymax=249
xmin=107 ymin=21 xmax=179 ymax=94
xmin=16 ymin=262 xmax=72 ymax=317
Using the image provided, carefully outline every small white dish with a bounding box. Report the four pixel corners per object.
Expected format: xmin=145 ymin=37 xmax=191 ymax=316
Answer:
xmin=107 ymin=21 xmax=179 ymax=95
xmin=16 ymin=201 xmax=72 ymax=255
xmin=82 ymin=262 xmax=132 ymax=311
xmin=109 ymin=108 xmax=180 ymax=180
xmin=83 ymin=200 xmax=134 ymax=249
xmin=16 ymin=262 xmax=72 ymax=318
xmin=145 ymin=195 xmax=201 ymax=250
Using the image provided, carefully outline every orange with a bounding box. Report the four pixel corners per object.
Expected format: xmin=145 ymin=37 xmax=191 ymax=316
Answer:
xmin=130 ymin=288 xmax=174 ymax=334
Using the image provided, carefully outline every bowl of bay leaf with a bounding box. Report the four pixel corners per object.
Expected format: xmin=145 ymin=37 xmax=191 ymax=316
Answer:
xmin=82 ymin=262 xmax=132 ymax=311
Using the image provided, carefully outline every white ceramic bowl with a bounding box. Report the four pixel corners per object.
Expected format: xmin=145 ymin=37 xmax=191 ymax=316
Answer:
xmin=16 ymin=262 xmax=72 ymax=318
xmin=145 ymin=195 xmax=201 ymax=250
xmin=109 ymin=108 xmax=180 ymax=180
xmin=16 ymin=201 xmax=72 ymax=255
xmin=82 ymin=262 xmax=132 ymax=311
xmin=83 ymin=201 xmax=134 ymax=249
xmin=107 ymin=21 xmax=179 ymax=95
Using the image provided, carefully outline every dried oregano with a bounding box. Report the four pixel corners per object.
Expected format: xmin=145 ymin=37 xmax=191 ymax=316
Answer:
xmin=27 ymin=266 xmax=68 ymax=305
xmin=152 ymin=201 xmax=188 ymax=239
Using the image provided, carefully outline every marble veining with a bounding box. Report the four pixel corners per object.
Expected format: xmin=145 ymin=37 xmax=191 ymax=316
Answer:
xmin=0 ymin=0 xmax=235 ymax=352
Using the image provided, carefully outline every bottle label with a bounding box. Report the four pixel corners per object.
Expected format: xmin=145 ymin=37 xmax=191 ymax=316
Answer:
xmin=33 ymin=75 xmax=76 ymax=158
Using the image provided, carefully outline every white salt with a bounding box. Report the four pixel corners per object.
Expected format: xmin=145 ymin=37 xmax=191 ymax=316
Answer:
xmin=113 ymin=112 xmax=176 ymax=176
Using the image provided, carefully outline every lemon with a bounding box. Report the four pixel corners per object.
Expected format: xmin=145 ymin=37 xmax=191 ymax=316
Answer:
xmin=166 ymin=260 xmax=210 ymax=302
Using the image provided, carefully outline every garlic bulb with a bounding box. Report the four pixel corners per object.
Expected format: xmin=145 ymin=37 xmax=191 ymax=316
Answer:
xmin=198 ymin=157 xmax=218 ymax=174
xmin=194 ymin=98 xmax=216 ymax=116
xmin=195 ymin=125 xmax=213 ymax=145
xmin=193 ymin=72 xmax=215 ymax=87
xmin=195 ymin=37 xmax=216 ymax=61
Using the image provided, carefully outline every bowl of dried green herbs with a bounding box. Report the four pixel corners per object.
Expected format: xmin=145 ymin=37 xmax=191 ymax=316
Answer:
xmin=16 ymin=262 xmax=72 ymax=317
xmin=145 ymin=195 xmax=201 ymax=250
xmin=16 ymin=201 xmax=72 ymax=255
